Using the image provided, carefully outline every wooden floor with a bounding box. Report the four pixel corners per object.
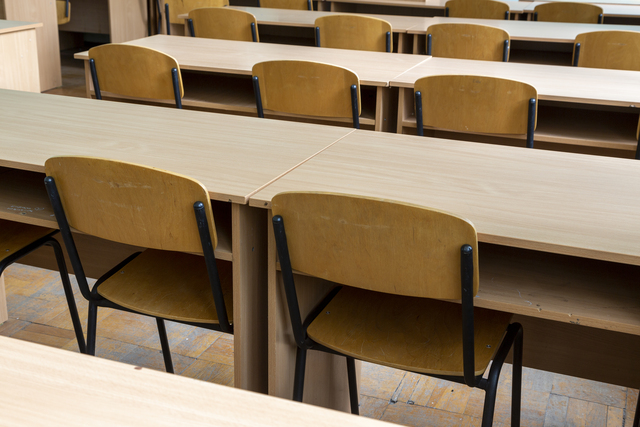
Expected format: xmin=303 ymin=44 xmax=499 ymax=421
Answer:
xmin=2 ymin=47 xmax=635 ymax=427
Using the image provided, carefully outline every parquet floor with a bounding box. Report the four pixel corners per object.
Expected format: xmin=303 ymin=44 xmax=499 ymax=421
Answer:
xmin=2 ymin=47 xmax=635 ymax=426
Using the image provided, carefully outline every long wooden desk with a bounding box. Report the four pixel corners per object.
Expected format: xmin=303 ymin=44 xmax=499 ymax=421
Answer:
xmin=0 ymin=335 xmax=394 ymax=426
xmin=0 ymin=20 xmax=41 ymax=92
xmin=248 ymin=129 xmax=640 ymax=405
xmin=390 ymin=56 xmax=640 ymax=156
xmin=74 ymin=35 xmax=429 ymax=131
xmin=0 ymin=88 xmax=356 ymax=394
xmin=319 ymin=0 xmax=530 ymax=16
xmin=524 ymin=1 xmax=640 ymax=20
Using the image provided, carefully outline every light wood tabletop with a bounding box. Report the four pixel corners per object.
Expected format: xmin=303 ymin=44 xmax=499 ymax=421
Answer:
xmin=524 ymin=1 xmax=640 ymax=17
xmin=323 ymin=0 xmax=531 ymax=12
xmin=0 ymin=19 xmax=41 ymax=34
xmin=0 ymin=335 xmax=394 ymax=427
xmin=406 ymin=16 xmax=640 ymax=43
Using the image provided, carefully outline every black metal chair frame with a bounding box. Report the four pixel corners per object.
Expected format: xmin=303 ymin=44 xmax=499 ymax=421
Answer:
xmin=445 ymin=7 xmax=510 ymax=19
xmin=252 ymin=76 xmax=360 ymax=129
xmin=314 ymin=27 xmax=392 ymax=53
xmin=533 ymin=11 xmax=603 ymax=23
xmin=272 ymin=214 xmax=524 ymax=426
xmin=0 ymin=228 xmax=85 ymax=353
xmin=89 ymin=58 xmax=183 ymax=109
xmin=63 ymin=0 xmax=70 ymax=18
xmin=414 ymin=90 xmax=536 ymax=148
xmin=426 ymin=33 xmax=509 ymax=62
xmin=44 ymin=177 xmax=232 ymax=373
xmin=187 ymin=17 xmax=258 ymax=42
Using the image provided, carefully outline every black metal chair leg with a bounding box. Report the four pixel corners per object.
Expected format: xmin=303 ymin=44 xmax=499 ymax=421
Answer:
xmin=46 ymin=238 xmax=86 ymax=354
xmin=481 ymin=378 xmax=499 ymax=427
xmin=293 ymin=347 xmax=307 ymax=402
xmin=512 ymin=326 xmax=524 ymax=427
xmin=86 ymin=301 xmax=98 ymax=356
xmin=347 ymin=356 xmax=359 ymax=415
xmin=156 ymin=318 xmax=174 ymax=374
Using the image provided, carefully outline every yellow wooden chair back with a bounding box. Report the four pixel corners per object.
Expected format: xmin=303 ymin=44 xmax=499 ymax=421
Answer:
xmin=44 ymin=156 xmax=217 ymax=254
xmin=260 ymin=0 xmax=311 ymax=10
xmin=164 ymin=0 xmax=229 ymax=24
xmin=252 ymin=60 xmax=360 ymax=118
xmin=56 ymin=0 xmax=70 ymax=25
xmin=189 ymin=7 xmax=259 ymax=41
xmin=414 ymin=75 xmax=537 ymax=134
xmin=534 ymin=2 xmax=603 ymax=23
xmin=271 ymin=192 xmax=479 ymax=299
xmin=88 ymin=44 xmax=183 ymax=101
xmin=445 ymin=0 xmax=510 ymax=19
xmin=574 ymin=30 xmax=640 ymax=71
xmin=427 ymin=23 xmax=509 ymax=61
xmin=314 ymin=14 xmax=392 ymax=52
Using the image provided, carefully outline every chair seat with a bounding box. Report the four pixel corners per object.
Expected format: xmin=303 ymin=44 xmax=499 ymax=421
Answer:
xmin=97 ymin=249 xmax=233 ymax=325
xmin=307 ymin=286 xmax=512 ymax=377
xmin=0 ymin=220 xmax=56 ymax=263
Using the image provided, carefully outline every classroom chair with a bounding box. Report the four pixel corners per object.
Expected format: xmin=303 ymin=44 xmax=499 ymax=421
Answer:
xmin=426 ymin=23 xmax=510 ymax=61
xmin=533 ymin=2 xmax=603 ymax=23
xmin=414 ymin=75 xmax=537 ymax=148
xmin=159 ymin=0 xmax=229 ymax=35
xmin=56 ymin=0 xmax=70 ymax=25
xmin=445 ymin=0 xmax=510 ymax=20
xmin=271 ymin=192 xmax=524 ymax=427
xmin=314 ymin=15 xmax=392 ymax=52
xmin=572 ymin=30 xmax=640 ymax=159
xmin=187 ymin=7 xmax=259 ymax=41
xmin=257 ymin=0 xmax=312 ymax=10
xmin=88 ymin=44 xmax=184 ymax=109
xmin=44 ymin=156 xmax=233 ymax=373
xmin=252 ymin=60 xmax=361 ymax=128
xmin=0 ymin=220 xmax=85 ymax=352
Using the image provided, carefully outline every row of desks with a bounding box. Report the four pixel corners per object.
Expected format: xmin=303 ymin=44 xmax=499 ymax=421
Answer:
xmin=2 ymin=89 xmax=640 ymax=409
xmin=75 ymin=35 xmax=640 ymax=155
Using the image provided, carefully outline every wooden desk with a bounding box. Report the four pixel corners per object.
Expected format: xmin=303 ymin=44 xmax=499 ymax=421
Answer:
xmin=0 ymin=335 xmax=394 ymax=426
xmin=75 ymin=35 xmax=429 ymax=131
xmin=524 ymin=1 xmax=640 ymax=21
xmin=0 ymin=20 xmax=41 ymax=92
xmin=0 ymin=1 xmax=61 ymax=91
xmin=319 ymin=0 xmax=530 ymax=17
xmin=248 ymin=129 xmax=640 ymax=404
xmin=0 ymin=88 xmax=355 ymax=394
xmin=391 ymin=56 xmax=640 ymax=156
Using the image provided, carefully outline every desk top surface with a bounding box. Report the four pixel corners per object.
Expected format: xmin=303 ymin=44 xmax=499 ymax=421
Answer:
xmin=391 ymin=56 xmax=640 ymax=107
xmin=251 ymin=130 xmax=640 ymax=265
xmin=0 ymin=89 xmax=353 ymax=204
xmin=0 ymin=335 xmax=392 ymax=427
xmin=0 ymin=19 xmax=42 ymax=35
xmin=74 ymin=35 xmax=428 ymax=87
xmin=324 ymin=0 xmax=531 ymax=12
xmin=524 ymin=1 xmax=640 ymax=16
xmin=406 ymin=16 xmax=640 ymax=42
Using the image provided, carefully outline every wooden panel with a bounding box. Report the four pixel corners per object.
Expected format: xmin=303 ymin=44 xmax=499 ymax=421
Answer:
xmin=445 ymin=0 xmax=510 ymax=19
xmin=534 ymin=2 xmax=603 ymax=23
xmin=44 ymin=157 xmax=216 ymax=253
xmin=0 ymin=274 xmax=6 ymax=323
xmin=89 ymin=44 xmax=183 ymax=100
xmin=164 ymin=0 xmax=228 ymax=25
xmin=189 ymin=7 xmax=258 ymax=41
xmin=414 ymin=75 xmax=537 ymax=135
xmin=315 ymin=14 xmax=391 ymax=52
xmin=252 ymin=60 xmax=360 ymax=118
xmin=260 ymin=0 xmax=311 ymax=10
xmin=2 ymin=0 xmax=61 ymax=90
xmin=427 ymin=23 xmax=509 ymax=61
xmin=0 ymin=28 xmax=40 ymax=92
xmin=108 ymin=0 xmax=147 ymax=42
xmin=574 ymin=30 xmax=640 ymax=71
xmin=271 ymin=192 xmax=479 ymax=299
xmin=57 ymin=0 xmax=109 ymax=33
xmin=0 ymin=219 xmax=54 ymax=260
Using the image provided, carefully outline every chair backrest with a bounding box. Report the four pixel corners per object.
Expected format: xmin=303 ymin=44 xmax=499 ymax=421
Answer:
xmin=414 ymin=75 xmax=537 ymax=135
xmin=314 ymin=15 xmax=392 ymax=52
xmin=88 ymin=44 xmax=183 ymax=102
xmin=189 ymin=7 xmax=259 ymax=41
xmin=252 ymin=60 xmax=360 ymax=120
xmin=164 ymin=0 xmax=228 ymax=25
xmin=445 ymin=0 xmax=510 ymax=20
xmin=56 ymin=0 xmax=70 ymax=25
xmin=534 ymin=2 xmax=603 ymax=23
xmin=271 ymin=192 xmax=479 ymax=299
xmin=259 ymin=0 xmax=312 ymax=10
xmin=427 ymin=23 xmax=510 ymax=61
xmin=573 ymin=30 xmax=640 ymax=71
xmin=44 ymin=156 xmax=217 ymax=253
